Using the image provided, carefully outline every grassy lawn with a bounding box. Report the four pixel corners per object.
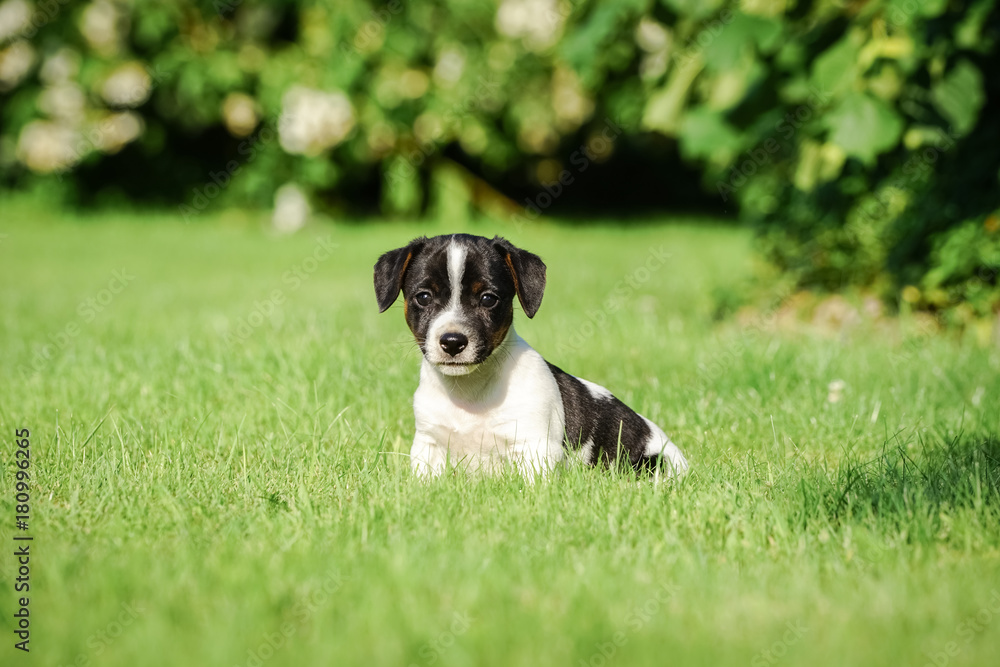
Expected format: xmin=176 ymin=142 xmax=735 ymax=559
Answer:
xmin=2 ymin=202 xmax=999 ymax=667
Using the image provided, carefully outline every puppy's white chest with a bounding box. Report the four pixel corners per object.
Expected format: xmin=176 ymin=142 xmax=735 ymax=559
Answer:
xmin=419 ymin=402 xmax=521 ymax=463
xmin=410 ymin=334 xmax=565 ymax=474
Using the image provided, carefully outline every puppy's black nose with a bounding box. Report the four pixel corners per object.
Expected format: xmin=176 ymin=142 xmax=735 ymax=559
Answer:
xmin=439 ymin=333 xmax=468 ymax=357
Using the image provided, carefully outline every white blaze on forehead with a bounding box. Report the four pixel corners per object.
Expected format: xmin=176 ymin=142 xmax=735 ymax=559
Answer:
xmin=423 ymin=240 xmax=476 ymax=368
xmin=446 ymin=241 xmax=467 ymax=308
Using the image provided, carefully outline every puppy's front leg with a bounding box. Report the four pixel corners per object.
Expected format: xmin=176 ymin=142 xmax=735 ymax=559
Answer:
xmin=410 ymin=432 xmax=446 ymax=478
xmin=509 ymin=436 xmax=564 ymax=480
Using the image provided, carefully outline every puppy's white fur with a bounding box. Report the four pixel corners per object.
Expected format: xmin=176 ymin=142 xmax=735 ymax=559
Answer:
xmin=411 ymin=328 xmax=565 ymax=476
xmin=423 ymin=243 xmax=478 ymax=374
xmin=392 ymin=237 xmax=688 ymax=479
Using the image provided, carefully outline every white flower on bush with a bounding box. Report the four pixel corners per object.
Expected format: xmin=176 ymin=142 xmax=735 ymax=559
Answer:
xmin=639 ymin=50 xmax=668 ymax=81
xmin=79 ymin=0 xmax=127 ymax=56
xmin=222 ymin=92 xmax=259 ymax=137
xmin=0 ymin=0 xmax=31 ymax=43
xmin=636 ymin=17 xmax=671 ymax=81
xmin=434 ymin=48 xmax=465 ymax=86
xmin=38 ymin=82 xmax=85 ymax=122
xmin=496 ymin=0 xmax=567 ymax=51
xmin=0 ymin=38 xmax=33 ymax=91
xmin=40 ymin=48 xmax=80 ymax=84
xmin=16 ymin=120 xmax=81 ymax=173
xmin=92 ymin=111 xmax=143 ymax=154
xmin=279 ymin=85 xmax=355 ymax=156
xmin=551 ymin=66 xmax=592 ymax=132
xmin=272 ymin=183 xmax=310 ymax=233
xmin=100 ymin=61 xmax=151 ymax=107
xmin=635 ymin=17 xmax=670 ymax=53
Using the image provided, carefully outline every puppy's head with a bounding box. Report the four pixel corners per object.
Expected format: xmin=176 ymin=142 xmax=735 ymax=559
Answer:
xmin=374 ymin=234 xmax=546 ymax=375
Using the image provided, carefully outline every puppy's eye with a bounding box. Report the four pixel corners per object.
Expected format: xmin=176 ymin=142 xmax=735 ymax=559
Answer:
xmin=414 ymin=292 xmax=432 ymax=307
xmin=479 ymin=293 xmax=499 ymax=309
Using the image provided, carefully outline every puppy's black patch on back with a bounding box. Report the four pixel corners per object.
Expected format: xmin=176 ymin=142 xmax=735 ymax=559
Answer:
xmin=546 ymin=362 xmax=652 ymax=468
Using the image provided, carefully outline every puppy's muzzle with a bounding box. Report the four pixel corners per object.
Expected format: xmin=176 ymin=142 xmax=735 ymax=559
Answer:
xmin=439 ymin=332 xmax=468 ymax=357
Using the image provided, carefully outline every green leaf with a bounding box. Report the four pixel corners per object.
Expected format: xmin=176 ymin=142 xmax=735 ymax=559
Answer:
xmin=706 ymin=57 xmax=766 ymax=110
xmin=560 ymin=3 xmax=632 ymax=84
xmin=642 ymin=55 xmax=705 ymax=135
xmin=811 ymin=35 xmax=859 ymax=97
xmin=678 ymin=108 xmax=741 ymax=162
xmin=931 ymin=59 xmax=985 ymax=136
xmin=825 ymin=92 xmax=904 ymax=165
xmin=954 ymin=0 xmax=994 ymax=49
xmin=702 ymin=12 xmax=783 ymax=72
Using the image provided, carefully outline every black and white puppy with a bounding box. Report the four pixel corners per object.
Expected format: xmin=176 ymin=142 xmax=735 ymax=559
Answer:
xmin=374 ymin=234 xmax=688 ymax=478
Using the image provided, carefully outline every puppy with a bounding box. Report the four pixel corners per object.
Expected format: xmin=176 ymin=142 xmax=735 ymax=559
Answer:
xmin=374 ymin=234 xmax=688 ymax=478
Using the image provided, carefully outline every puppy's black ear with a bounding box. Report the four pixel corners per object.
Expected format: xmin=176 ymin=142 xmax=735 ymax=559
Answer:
xmin=374 ymin=238 xmax=425 ymax=313
xmin=494 ymin=237 xmax=546 ymax=318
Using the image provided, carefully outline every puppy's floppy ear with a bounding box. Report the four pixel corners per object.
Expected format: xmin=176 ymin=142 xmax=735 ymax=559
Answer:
xmin=494 ymin=237 xmax=546 ymax=318
xmin=374 ymin=238 xmax=426 ymax=312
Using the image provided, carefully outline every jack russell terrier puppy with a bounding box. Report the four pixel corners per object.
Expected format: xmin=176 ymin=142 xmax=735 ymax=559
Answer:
xmin=374 ymin=233 xmax=688 ymax=479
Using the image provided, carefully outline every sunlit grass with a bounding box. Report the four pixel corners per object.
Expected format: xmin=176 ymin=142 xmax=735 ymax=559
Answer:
xmin=1 ymin=203 xmax=999 ymax=667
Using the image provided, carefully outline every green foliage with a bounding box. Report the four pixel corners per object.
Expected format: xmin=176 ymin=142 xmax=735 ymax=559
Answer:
xmin=921 ymin=217 xmax=1000 ymax=321
xmin=0 ymin=0 xmax=997 ymax=320
xmin=931 ymin=58 xmax=986 ymax=135
xmin=824 ymin=92 xmax=904 ymax=166
xmin=707 ymin=2 xmax=1000 ymax=323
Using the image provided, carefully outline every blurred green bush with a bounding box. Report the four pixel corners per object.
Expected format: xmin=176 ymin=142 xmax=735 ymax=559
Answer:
xmin=0 ymin=0 xmax=997 ymax=322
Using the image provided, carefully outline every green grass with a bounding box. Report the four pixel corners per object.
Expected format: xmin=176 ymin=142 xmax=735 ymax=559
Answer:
xmin=2 ymin=202 xmax=999 ymax=667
